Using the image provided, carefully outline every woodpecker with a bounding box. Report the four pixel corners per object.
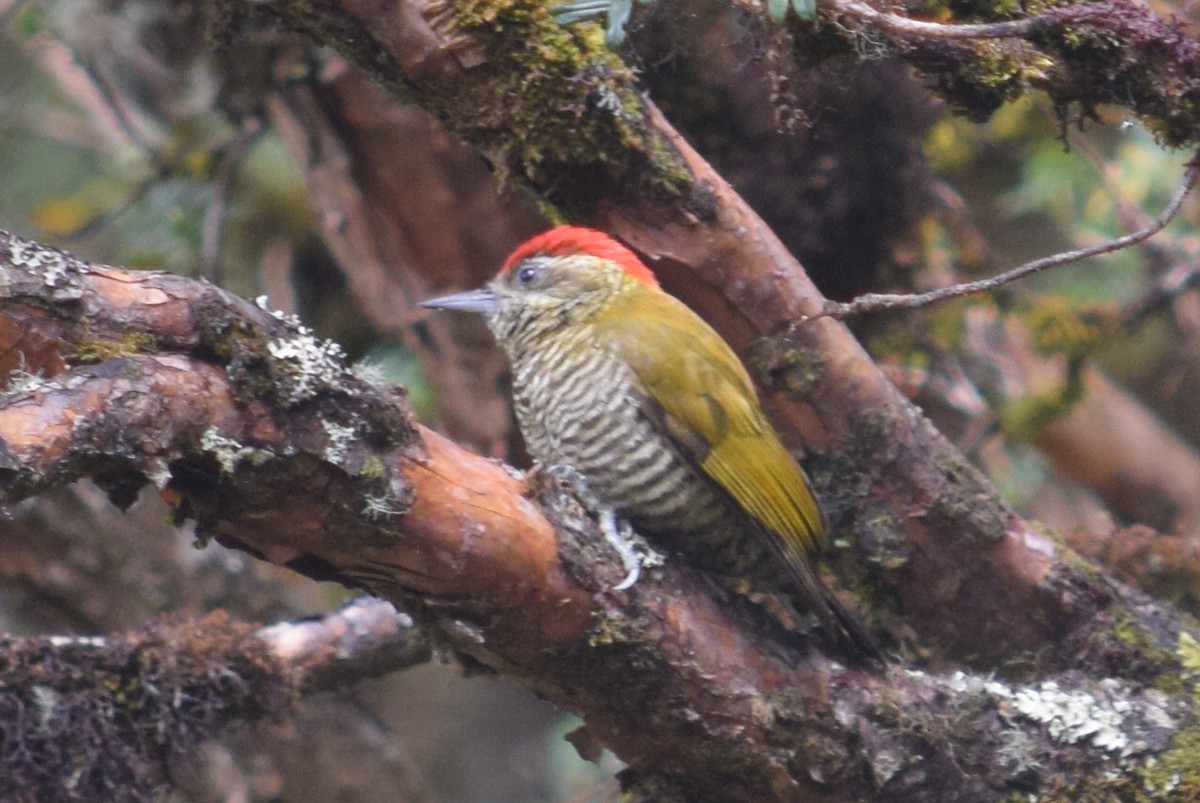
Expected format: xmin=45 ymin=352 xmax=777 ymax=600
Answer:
xmin=420 ymin=226 xmax=878 ymax=661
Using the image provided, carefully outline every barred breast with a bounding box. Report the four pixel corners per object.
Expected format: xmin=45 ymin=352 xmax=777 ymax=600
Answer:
xmin=509 ymin=331 xmax=732 ymax=540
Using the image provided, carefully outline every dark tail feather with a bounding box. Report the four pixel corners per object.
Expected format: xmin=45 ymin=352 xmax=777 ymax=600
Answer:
xmin=821 ymin=586 xmax=884 ymax=666
xmin=762 ymin=527 xmax=884 ymax=664
xmin=782 ymin=550 xmax=883 ymax=665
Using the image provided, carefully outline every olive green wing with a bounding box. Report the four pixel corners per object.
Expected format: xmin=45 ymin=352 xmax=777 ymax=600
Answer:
xmin=593 ymin=289 xmax=827 ymax=556
xmin=595 ymin=289 xmax=882 ymax=662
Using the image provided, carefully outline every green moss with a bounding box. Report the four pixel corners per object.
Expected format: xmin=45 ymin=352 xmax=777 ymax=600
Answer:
xmin=895 ymin=0 xmax=1200 ymax=147
xmin=228 ymin=0 xmax=692 ymax=211
xmin=1030 ymin=2 xmax=1200 ymax=149
xmin=774 ymin=346 xmax=828 ymax=398
xmin=1139 ymin=727 xmax=1200 ymax=799
xmin=999 ymin=793 xmax=1034 ymax=803
xmin=1080 ymin=607 xmax=1183 ymax=690
xmin=989 ymin=297 xmax=1109 ymax=439
xmin=1038 ymin=773 xmax=1147 ymax=803
xmin=920 ymin=39 xmax=1047 ymax=122
xmin=356 ymin=454 xmax=387 ymax=481
xmin=1111 ymin=612 xmax=1149 ymax=648
xmin=910 ymin=0 xmax=1057 ymax=20
xmin=1161 ymin=631 xmax=1200 ymax=697
xmin=587 ymin=614 xmax=626 ymax=648
xmin=999 ymin=346 xmax=1088 ymax=440
xmin=71 ymin=331 xmax=157 ymax=364
xmin=1022 ymin=298 xmax=1106 ymax=358
xmin=1177 ymin=632 xmax=1200 ymax=680
xmin=999 ymin=381 xmax=1077 ymax=439
xmin=443 ymin=0 xmax=692 ymax=208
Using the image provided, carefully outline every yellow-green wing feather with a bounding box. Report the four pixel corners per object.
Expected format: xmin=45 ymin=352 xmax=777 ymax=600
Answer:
xmin=594 ymin=287 xmax=826 ymax=556
xmin=594 ymin=284 xmax=880 ymax=663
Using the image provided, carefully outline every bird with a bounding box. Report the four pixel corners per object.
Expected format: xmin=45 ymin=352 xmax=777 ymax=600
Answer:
xmin=420 ymin=226 xmax=878 ymax=662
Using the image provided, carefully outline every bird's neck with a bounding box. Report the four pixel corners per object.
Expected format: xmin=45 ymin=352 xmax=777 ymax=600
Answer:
xmin=503 ymin=309 xmax=597 ymax=369
xmin=497 ymin=287 xmax=627 ymax=359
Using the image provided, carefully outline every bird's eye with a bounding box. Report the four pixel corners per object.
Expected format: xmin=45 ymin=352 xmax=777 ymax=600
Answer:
xmin=516 ymin=264 xmax=540 ymax=286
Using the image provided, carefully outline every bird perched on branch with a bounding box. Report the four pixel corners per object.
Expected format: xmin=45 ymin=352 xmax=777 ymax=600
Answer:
xmin=420 ymin=226 xmax=878 ymax=662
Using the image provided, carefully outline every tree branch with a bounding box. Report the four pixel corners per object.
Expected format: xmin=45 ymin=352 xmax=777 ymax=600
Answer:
xmin=0 ymin=598 xmax=429 ymax=801
xmin=207 ymin=0 xmax=1200 ymax=665
xmin=1 ymin=219 xmax=1197 ymax=799
xmin=822 ymin=156 xmax=1200 ymax=318
xmin=5 ymin=0 xmax=1200 ymax=797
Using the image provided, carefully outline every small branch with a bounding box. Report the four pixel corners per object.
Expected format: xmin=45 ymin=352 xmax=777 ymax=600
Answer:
xmin=829 ymin=0 xmax=1040 ymax=40
xmin=823 ymin=155 xmax=1200 ymax=319
xmin=0 ymin=601 xmax=430 ymax=802
xmin=256 ymin=597 xmax=431 ymax=694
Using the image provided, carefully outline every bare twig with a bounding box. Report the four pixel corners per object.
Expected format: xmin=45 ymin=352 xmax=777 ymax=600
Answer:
xmin=828 ymin=0 xmax=1040 ymax=40
xmin=822 ymin=154 xmax=1200 ymax=319
xmin=256 ymin=597 xmax=430 ymax=693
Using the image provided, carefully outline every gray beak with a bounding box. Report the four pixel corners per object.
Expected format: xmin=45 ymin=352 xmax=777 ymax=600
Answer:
xmin=418 ymin=288 xmax=499 ymax=315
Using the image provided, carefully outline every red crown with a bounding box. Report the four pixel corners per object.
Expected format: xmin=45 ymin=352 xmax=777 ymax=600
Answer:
xmin=500 ymin=226 xmax=659 ymax=287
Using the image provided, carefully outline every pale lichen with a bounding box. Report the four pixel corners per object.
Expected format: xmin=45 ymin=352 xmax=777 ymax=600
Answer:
xmin=362 ymin=492 xmax=405 ymax=521
xmin=265 ymin=333 xmax=347 ymax=405
xmin=321 ymin=418 xmax=357 ymax=466
xmin=1010 ymin=680 xmax=1134 ymax=753
xmin=200 ymin=427 xmax=275 ymax=474
xmin=0 ymin=358 xmax=52 ymax=399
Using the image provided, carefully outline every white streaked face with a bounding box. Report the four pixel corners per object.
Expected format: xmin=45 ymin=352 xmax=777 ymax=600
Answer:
xmin=487 ymin=253 xmax=625 ymax=340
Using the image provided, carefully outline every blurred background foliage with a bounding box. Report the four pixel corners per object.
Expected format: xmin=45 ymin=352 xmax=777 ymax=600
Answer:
xmin=0 ymin=3 xmax=600 ymax=799
xmin=2 ymin=0 xmax=1200 ymax=799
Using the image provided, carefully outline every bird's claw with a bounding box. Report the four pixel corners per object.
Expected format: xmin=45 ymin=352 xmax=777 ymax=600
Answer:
xmin=543 ymin=464 xmax=640 ymax=590
xmin=600 ymin=509 xmax=641 ymax=591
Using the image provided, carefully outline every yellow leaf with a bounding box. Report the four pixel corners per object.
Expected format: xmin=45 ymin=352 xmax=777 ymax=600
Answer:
xmin=33 ymin=197 xmax=93 ymax=234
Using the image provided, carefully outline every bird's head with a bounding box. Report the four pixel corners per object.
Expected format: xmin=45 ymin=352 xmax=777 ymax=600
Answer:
xmin=419 ymin=226 xmax=659 ymax=344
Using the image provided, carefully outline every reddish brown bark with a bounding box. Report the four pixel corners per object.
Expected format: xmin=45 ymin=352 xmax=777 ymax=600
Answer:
xmin=5 ymin=0 xmax=1200 ymax=798
xmin=0 ymin=224 xmax=1192 ymax=802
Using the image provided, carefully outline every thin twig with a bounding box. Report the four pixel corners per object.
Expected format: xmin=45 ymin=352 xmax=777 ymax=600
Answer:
xmin=829 ymin=0 xmax=1041 ymax=40
xmin=1066 ymin=130 xmax=1195 ymax=329
xmin=822 ymin=155 xmax=1200 ymax=319
xmin=257 ymin=597 xmax=430 ymax=693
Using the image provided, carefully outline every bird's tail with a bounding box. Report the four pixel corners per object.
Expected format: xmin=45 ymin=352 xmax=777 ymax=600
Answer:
xmin=819 ymin=584 xmax=883 ymax=665
xmin=778 ymin=546 xmax=883 ymax=665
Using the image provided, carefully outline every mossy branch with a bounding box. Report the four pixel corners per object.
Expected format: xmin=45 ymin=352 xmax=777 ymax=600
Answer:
xmin=773 ymin=0 xmax=1200 ymax=145
xmin=2 ymin=206 xmax=1200 ymax=800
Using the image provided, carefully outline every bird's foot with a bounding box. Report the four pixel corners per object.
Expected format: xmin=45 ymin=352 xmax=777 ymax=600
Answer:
xmin=598 ymin=509 xmax=642 ymax=590
xmin=539 ymin=463 xmax=645 ymax=591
